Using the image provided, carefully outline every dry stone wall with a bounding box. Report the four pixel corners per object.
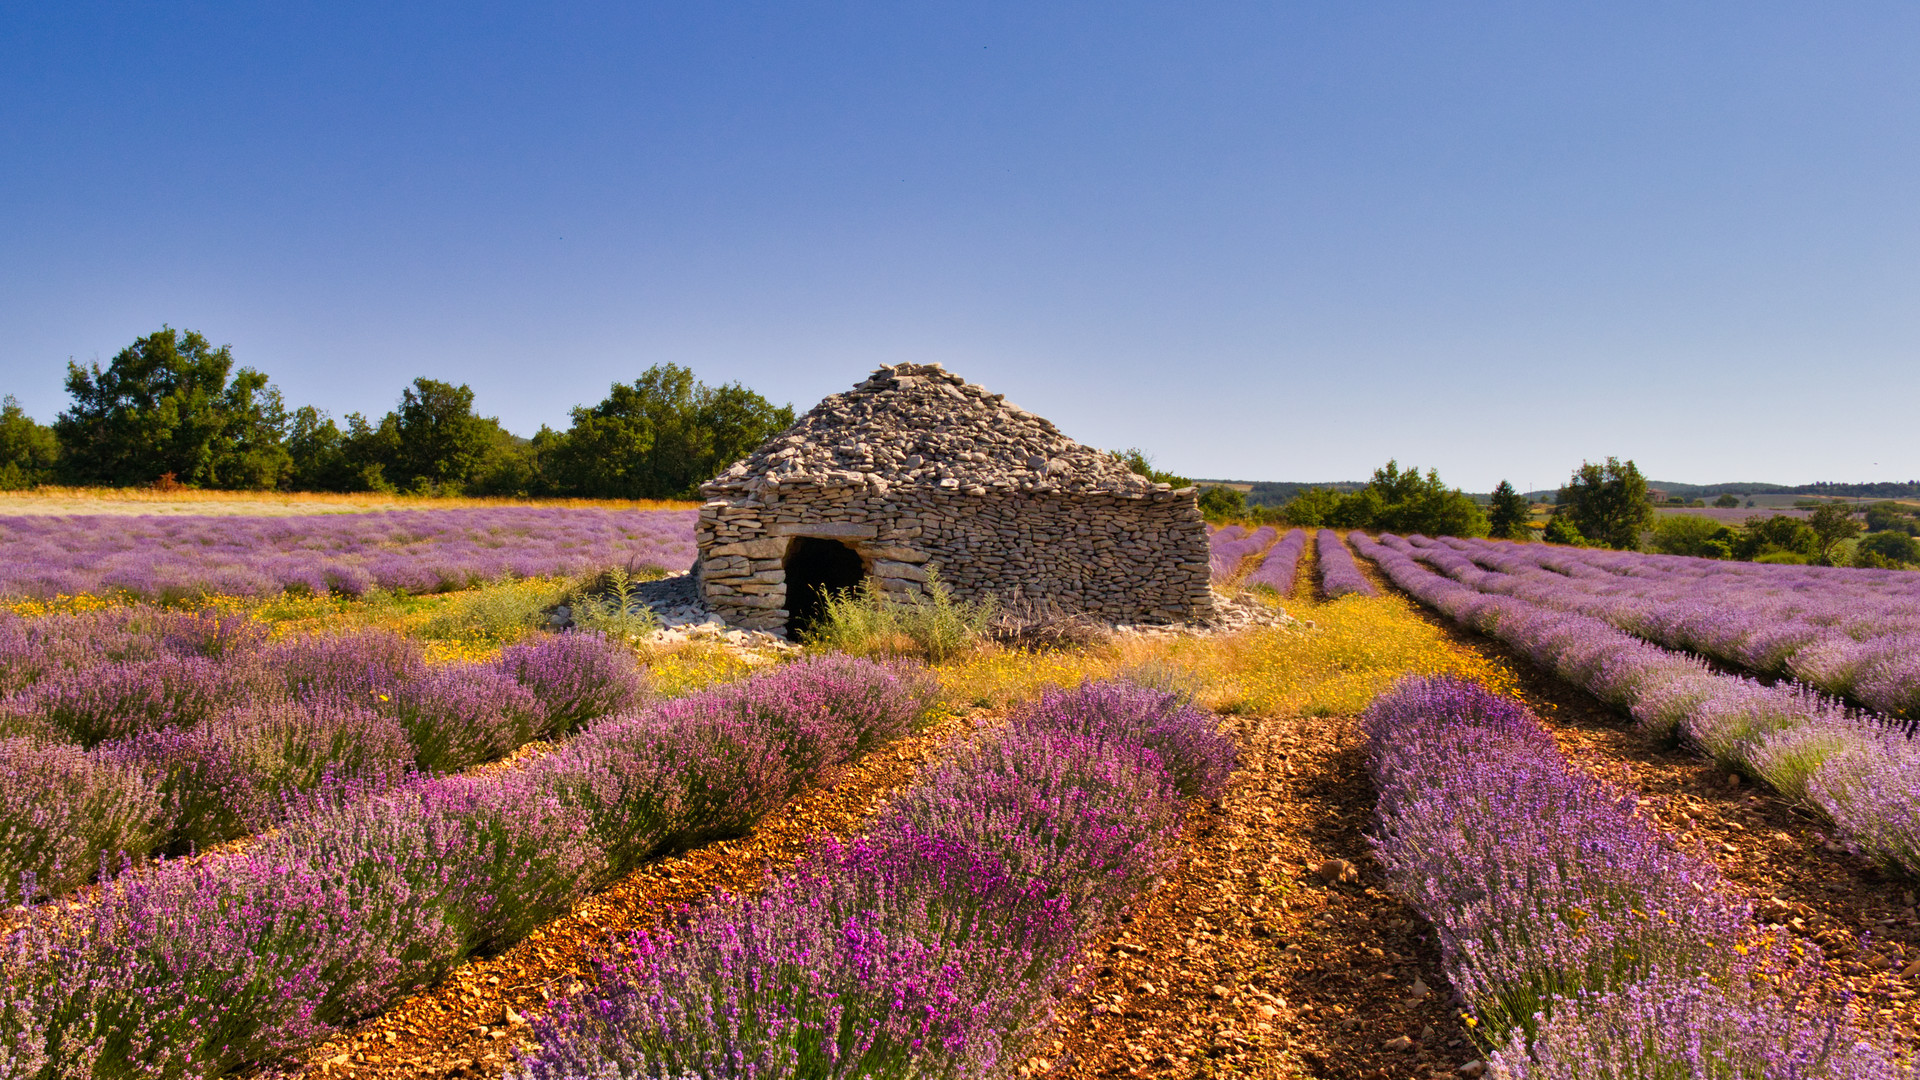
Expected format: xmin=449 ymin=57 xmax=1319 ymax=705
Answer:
xmin=697 ymin=482 xmax=1213 ymax=630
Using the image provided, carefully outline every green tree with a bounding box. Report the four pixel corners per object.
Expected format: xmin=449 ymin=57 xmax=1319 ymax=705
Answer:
xmin=1280 ymin=487 xmax=1344 ymax=527
xmin=1731 ymin=515 xmax=1816 ymax=561
xmin=53 ymin=327 xmax=289 ymax=488
xmin=285 ymin=406 xmax=350 ymax=491
xmin=1863 ymin=502 xmax=1919 ymax=536
xmin=1196 ymin=485 xmax=1248 ymax=522
xmin=1805 ymin=503 xmax=1863 ymax=566
xmin=1365 ymin=460 xmax=1488 ymax=538
xmin=545 ymin=365 xmax=793 ymax=499
xmin=0 ymin=396 xmax=60 ymax=490
xmin=1277 ymin=463 xmax=1485 ymax=537
xmin=214 ymin=368 xmax=292 ymax=489
xmin=1487 ymin=480 xmax=1532 ymax=540
xmin=1553 ymin=457 xmax=1654 ymax=550
xmin=1714 ymin=493 xmax=1742 ymax=508
xmin=393 ymin=378 xmax=494 ymax=489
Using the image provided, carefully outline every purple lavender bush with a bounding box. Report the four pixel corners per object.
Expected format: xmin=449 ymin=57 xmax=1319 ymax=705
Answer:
xmin=1364 ymin=677 xmax=1751 ymax=1041
xmin=495 ymin=632 xmax=648 ymax=738
xmin=1317 ymin=529 xmax=1377 ymax=598
xmin=14 ymin=770 xmax=602 ymax=1078
xmin=555 ymin=655 xmax=935 ymax=860
xmin=1208 ymin=525 xmax=1276 ymax=584
xmin=102 ymin=703 xmax=415 ymax=852
xmin=1014 ymin=680 xmax=1235 ymax=799
xmin=0 ymin=736 xmax=169 ymax=901
xmin=1242 ymin=528 xmax=1305 ymax=595
xmin=1485 ymin=973 xmax=1911 ymax=1079
xmin=18 ymin=654 xmax=260 ymax=747
xmin=388 ymin=663 xmax=544 ymax=774
xmin=1353 ymin=534 xmax=1920 ymax=879
xmin=0 ymin=656 xmax=941 ymax=1076
xmin=534 ymin=701 xmax=794 ymax=877
xmin=268 ymin=629 xmax=427 ymax=709
xmin=1807 ymin=738 xmax=1920 ymax=876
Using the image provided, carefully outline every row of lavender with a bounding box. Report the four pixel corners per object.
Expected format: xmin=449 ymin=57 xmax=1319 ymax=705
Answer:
xmin=0 ymin=507 xmax=697 ymax=601
xmin=1208 ymin=524 xmax=1277 ymax=583
xmin=514 ymin=679 xmax=1236 ymax=1079
xmin=1354 ymin=533 xmax=1920 ymax=877
xmin=1366 ymin=678 xmax=1899 ymax=1076
xmin=0 ymin=656 xmax=934 ymax=1079
xmin=1241 ymin=527 xmax=1305 ymax=593
xmin=1315 ymin=529 xmax=1375 ymax=598
xmin=1426 ymin=536 xmax=1919 ymax=719
xmin=2 ymin=609 xmax=645 ymax=901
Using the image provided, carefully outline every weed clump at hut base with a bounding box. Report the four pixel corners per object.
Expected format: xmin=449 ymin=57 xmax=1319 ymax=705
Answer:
xmin=801 ymin=568 xmax=997 ymax=663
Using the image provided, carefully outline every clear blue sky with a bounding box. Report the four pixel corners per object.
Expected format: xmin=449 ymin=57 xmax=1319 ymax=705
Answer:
xmin=3 ymin=3 xmax=1915 ymax=491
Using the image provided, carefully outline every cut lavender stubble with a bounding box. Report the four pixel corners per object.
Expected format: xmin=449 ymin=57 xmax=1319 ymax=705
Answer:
xmin=1317 ymin=529 xmax=1376 ymax=598
xmin=1241 ymin=528 xmax=1305 ymax=595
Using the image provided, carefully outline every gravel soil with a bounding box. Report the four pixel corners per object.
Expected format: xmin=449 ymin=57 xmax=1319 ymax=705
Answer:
xmin=281 ymin=708 xmax=985 ymax=1080
xmin=1039 ymin=712 xmax=1483 ymax=1080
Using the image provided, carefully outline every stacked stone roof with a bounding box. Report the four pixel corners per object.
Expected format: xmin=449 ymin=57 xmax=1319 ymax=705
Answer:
xmin=702 ymin=363 xmax=1177 ymax=498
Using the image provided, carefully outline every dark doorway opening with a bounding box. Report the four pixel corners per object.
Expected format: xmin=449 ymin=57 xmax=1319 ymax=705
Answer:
xmin=784 ymin=537 xmax=866 ymax=637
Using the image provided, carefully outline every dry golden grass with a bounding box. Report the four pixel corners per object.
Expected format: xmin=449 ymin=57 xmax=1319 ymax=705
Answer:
xmin=0 ymin=486 xmax=699 ymax=517
xmin=934 ymin=588 xmax=1519 ymax=717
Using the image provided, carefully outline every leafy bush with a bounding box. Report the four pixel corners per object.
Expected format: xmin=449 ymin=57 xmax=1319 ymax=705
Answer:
xmin=1542 ymin=517 xmax=1588 ymax=546
xmin=1649 ymin=514 xmax=1734 ymax=558
xmin=1858 ymin=529 xmax=1919 ymax=567
xmin=805 ymin=567 xmax=994 ymax=662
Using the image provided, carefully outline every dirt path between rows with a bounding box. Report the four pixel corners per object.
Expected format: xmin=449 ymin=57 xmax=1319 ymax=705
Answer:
xmin=281 ymin=708 xmax=986 ymax=1080
xmin=1040 ymin=712 xmax=1482 ymax=1080
xmin=1348 ymin=541 xmax=1920 ymax=1049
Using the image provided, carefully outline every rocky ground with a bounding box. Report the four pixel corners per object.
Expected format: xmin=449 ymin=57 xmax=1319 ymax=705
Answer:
xmin=1041 ymin=712 xmax=1484 ymax=1080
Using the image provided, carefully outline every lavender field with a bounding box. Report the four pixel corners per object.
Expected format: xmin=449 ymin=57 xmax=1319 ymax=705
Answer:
xmin=0 ymin=507 xmax=698 ymax=602
xmin=1418 ymin=535 xmax=1920 ymax=718
xmin=1354 ymin=532 xmax=1920 ymax=877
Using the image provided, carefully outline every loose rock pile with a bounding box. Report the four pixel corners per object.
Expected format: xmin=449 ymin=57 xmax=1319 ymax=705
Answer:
xmin=697 ymin=363 xmax=1216 ymax=632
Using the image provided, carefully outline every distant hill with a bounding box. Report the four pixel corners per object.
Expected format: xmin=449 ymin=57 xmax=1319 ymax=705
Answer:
xmin=1193 ymin=480 xmax=1367 ymax=507
xmin=1521 ymin=480 xmax=1920 ymax=501
xmin=1204 ymin=477 xmax=1920 ymax=507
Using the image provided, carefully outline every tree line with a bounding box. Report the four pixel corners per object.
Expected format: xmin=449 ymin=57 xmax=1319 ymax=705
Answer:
xmin=0 ymin=327 xmax=795 ymax=499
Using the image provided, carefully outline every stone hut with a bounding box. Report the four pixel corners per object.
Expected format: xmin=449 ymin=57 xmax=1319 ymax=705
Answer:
xmin=695 ymin=363 xmax=1215 ymax=635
